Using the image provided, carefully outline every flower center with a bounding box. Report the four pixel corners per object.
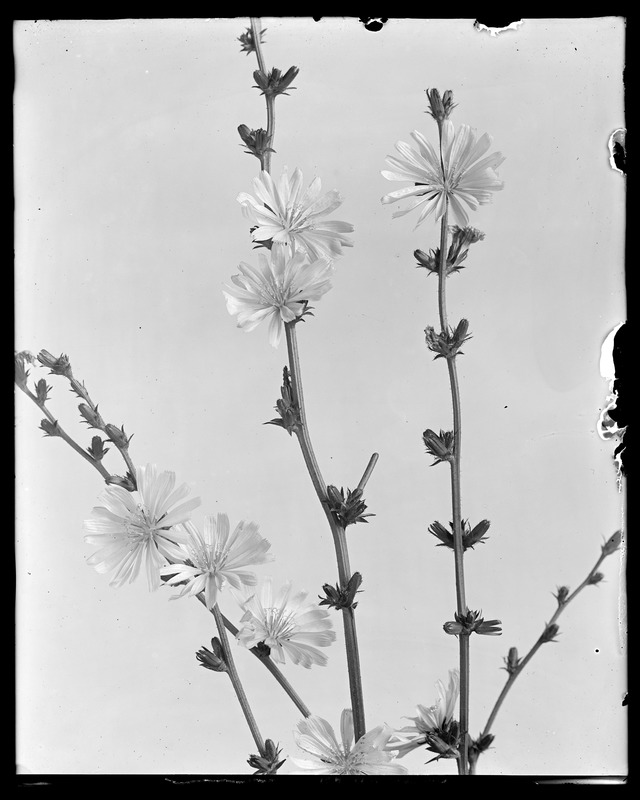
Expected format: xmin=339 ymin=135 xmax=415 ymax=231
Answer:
xmin=262 ymin=606 xmax=297 ymax=641
xmin=124 ymin=506 xmax=158 ymax=543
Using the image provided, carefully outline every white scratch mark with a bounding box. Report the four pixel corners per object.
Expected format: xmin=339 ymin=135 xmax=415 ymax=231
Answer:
xmin=474 ymin=20 xmax=524 ymax=37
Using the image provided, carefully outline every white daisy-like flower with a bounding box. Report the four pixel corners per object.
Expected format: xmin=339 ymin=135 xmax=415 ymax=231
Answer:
xmin=236 ymin=578 xmax=336 ymax=667
xmin=387 ymin=669 xmax=460 ymax=757
xmin=83 ymin=464 xmax=200 ymax=591
xmin=292 ymin=708 xmax=408 ymax=775
xmin=237 ymin=166 xmax=354 ymax=260
xmin=159 ymin=514 xmax=273 ymax=609
xmin=381 ymin=122 xmax=504 ymax=227
xmin=223 ymin=246 xmax=334 ymax=348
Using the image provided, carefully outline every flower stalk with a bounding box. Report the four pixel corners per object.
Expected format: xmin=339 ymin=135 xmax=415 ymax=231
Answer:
xmin=250 ymin=17 xmax=274 ymax=173
xmin=471 ymin=533 xmax=623 ymax=773
xmin=212 ymin=602 xmax=266 ymax=757
xmin=285 ymin=321 xmax=367 ymax=741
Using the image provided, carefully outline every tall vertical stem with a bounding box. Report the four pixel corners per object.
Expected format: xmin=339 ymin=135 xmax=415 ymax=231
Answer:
xmin=285 ymin=322 xmax=367 ymax=741
xmin=437 ymin=209 xmax=470 ymax=774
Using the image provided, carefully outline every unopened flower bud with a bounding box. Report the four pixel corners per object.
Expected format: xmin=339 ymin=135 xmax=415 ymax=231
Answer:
xmin=238 ymin=125 xmax=275 ymax=161
xmin=265 ymin=367 xmax=300 ymax=435
xmin=104 ymin=423 xmax=133 ymax=449
xmin=503 ymin=646 xmax=520 ymax=675
xmin=196 ymin=638 xmax=228 ymax=672
xmin=469 ymin=733 xmax=495 ymax=756
xmin=425 ymin=732 xmax=459 ymax=762
xmin=446 ymin=226 xmax=486 ymax=274
xmin=587 ymin=571 xmax=605 ymax=586
xmin=429 ymin=520 xmax=455 ymax=549
xmin=539 ymin=623 xmax=560 ymax=644
xmin=414 ymin=247 xmax=440 ymax=274
xmin=319 ymin=572 xmax=363 ymax=611
xmin=443 ymin=620 xmax=464 ymax=635
xmin=87 ymin=436 xmax=109 ymax=461
xmin=426 ymin=88 xmax=455 ymax=122
xmin=247 ymin=739 xmax=285 ymax=775
xmin=39 ymin=418 xmax=61 ymax=437
xmin=422 ymin=428 xmax=455 ymax=464
xmin=554 ymin=585 xmax=570 ymax=605
xmin=78 ymin=403 xmax=104 ymax=429
xmin=35 ymin=378 xmax=51 ymax=405
xmin=601 ymin=530 xmax=622 ymax=556
xmin=37 ymin=349 xmax=73 ymax=378
xmin=106 ymin=473 xmax=137 ymax=492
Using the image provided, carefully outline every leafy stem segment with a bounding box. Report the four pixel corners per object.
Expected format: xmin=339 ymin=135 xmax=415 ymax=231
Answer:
xmin=285 ymin=321 xmax=367 ymax=742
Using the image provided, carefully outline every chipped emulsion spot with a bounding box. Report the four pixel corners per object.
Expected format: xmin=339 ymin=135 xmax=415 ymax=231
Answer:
xmin=474 ymin=19 xmax=524 ymax=36
xmin=597 ymin=323 xmax=625 ymax=484
xmin=608 ymin=129 xmax=626 ymax=174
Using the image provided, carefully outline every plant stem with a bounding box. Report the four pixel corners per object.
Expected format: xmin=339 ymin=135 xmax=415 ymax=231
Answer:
xmin=437 ymin=206 xmax=470 ymax=773
xmin=250 ymin=17 xmax=275 ymax=174
xmin=477 ymin=550 xmax=610 ymax=755
xmin=196 ymin=595 xmax=311 ymax=717
xmin=212 ymin=603 xmax=265 ymax=756
xmin=285 ymin=321 xmax=367 ymax=742
xmin=17 ymin=383 xmax=112 ymax=482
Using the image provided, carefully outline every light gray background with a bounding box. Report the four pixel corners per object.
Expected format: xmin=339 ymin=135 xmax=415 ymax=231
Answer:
xmin=15 ymin=18 xmax=626 ymax=776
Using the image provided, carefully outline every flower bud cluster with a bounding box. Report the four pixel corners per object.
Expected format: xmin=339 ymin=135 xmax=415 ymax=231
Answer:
xmin=425 ymin=88 xmax=456 ymax=122
xmin=428 ymin=519 xmax=490 ymax=551
xmin=538 ymin=623 xmax=560 ymax=644
xmin=553 ymin=585 xmax=570 ymax=606
xmin=424 ymin=320 xmax=471 ymax=360
xmin=326 ymin=485 xmax=374 ymax=528
xmin=319 ymin=572 xmax=363 ymax=611
xmin=196 ymin=638 xmax=228 ymax=673
xmin=37 ymin=349 xmax=73 ymax=378
xmin=443 ymin=609 xmax=502 ymax=637
xmin=414 ymin=226 xmax=485 ymax=277
xmin=247 ymin=739 xmax=286 ymax=775
xmin=422 ymin=428 xmax=455 ymax=465
xmin=253 ymin=66 xmax=299 ymax=97
xmin=238 ymin=27 xmax=266 ymax=56
xmin=238 ymin=125 xmax=275 ymax=161
xmin=469 ymin=733 xmax=495 ymax=757
xmin=265 ymin=367 xmax=301 ymax=435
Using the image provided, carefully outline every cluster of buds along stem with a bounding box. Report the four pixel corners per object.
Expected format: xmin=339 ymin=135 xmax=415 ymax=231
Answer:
xmin=414 ymin=226 xmax=485 ymax=277
xmin=326 ymin=485 xmax=374 ymax=528
xmin=425 ymin=719 xmax=460 ymax=763
xmin=469 ymin=733 xmax=495 ymax=758
xmin=422 ymin=429 xmax=455 ymax=465
xmin=253 ymin=66 xmax=299 ymax=97
xmin=237 ymin=124 xmax=275 ymax=162
xmin=37 ymin=349 xmax=73 ymax=378
xmin=195 ymin=638 xmax=228 ymax=673
xmin=428 ymin=519 xmax=491 ymax=551
xmin=425 ymin=88 xmax=456 ymax=122
xmin=553 ymin=585 xmax=570 ymax=606
xmin=247 ymin=739 xmax=285 ymax=775
xmin=265 ymin=367 xmax=301 ymax=435
xmin=424 ymin=320 xmax=472 ymax=360
xmin=319 ymin=572 xmax=363 ymax=611
xmin=443 ymin=609 xmax=502 ymax=637
xmin=237 ymin=26 xmax=266 ymax=56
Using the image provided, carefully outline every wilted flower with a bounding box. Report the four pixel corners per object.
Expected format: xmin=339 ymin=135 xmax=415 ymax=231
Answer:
xmin=237 ymin=125 xmax=274 ymax=161
xmin=223 ymin=246 xmax=334 ymax=348
xmin=15 ymin=350 xmax=36 ymax=390
xmin=387 ymin=670 xmax=460 ymax=758
xmin=426 ymin=88 xmax=456 ymax=122
xmin=237 ymin=167 xmax=354 ymax=260
xmin=381 ymin=122 xmax=504 ymax=227
xmin=83 ymin=463 xmax=200 ymax=590
xmin=444 ymin=609 xmax=502 ymax=636
xmin=159 ymin=513 xmax=273 ymax=610
xmin=236 ymin=578 xmax=336 ymax=668
xmin=292 ymin=709 xmax=408 ymax=775
xmin=428 ymin=519 xmax=490 ymax=551
xmin=37 ymin=349 xmax=73 ymax=378
xmin=326 ymin=485 xmax=374 ymax=528
xmin=264 ymin=366 xmax=300 ymax=434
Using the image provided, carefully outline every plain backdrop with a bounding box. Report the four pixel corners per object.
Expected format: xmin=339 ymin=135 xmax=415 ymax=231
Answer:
xmin=15 ymin=17 xmax=626 ymax=777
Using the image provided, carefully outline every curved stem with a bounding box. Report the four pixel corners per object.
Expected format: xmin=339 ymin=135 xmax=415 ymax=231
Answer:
xmin=478 ymin=550 xmax=609 ymax=748
xmin=285 ymin=321 xmax=367 ymax=741
xmin=212 ymin=603 xmax=265 ymax=756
